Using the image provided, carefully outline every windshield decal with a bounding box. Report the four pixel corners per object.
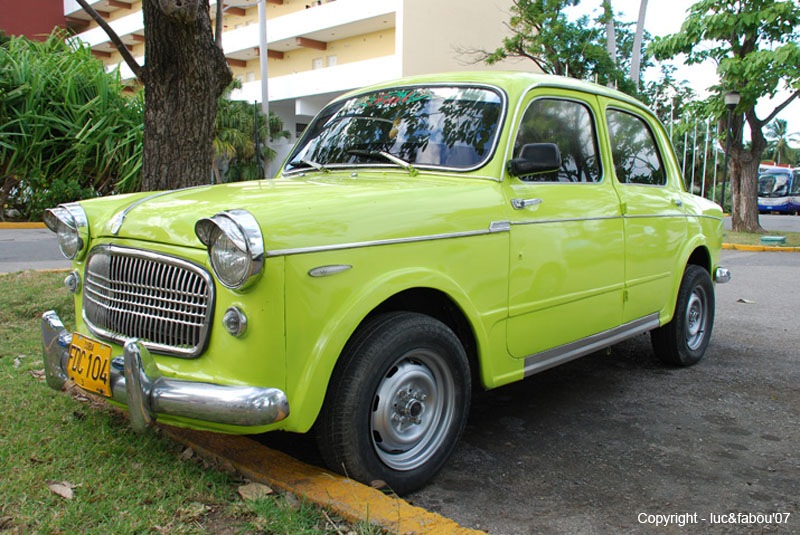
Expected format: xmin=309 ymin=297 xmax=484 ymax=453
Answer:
xmin=358 ymin=89 xmax=431 ymax=109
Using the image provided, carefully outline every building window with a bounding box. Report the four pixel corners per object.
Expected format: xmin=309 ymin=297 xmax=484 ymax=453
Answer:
xmin=312 ymin=58 xmax=324 ymax=70
xmin=327 ymin=55 xmax=337 ymax=67
xmin=246 ymin=71 xmax=256 ymax=82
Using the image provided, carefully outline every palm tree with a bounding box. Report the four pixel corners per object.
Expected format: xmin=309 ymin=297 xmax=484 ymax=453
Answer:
xmin=213 ymin=81 xmax=289 ymax=182
xmin=765 ymin=118 xmax=799 ymax=166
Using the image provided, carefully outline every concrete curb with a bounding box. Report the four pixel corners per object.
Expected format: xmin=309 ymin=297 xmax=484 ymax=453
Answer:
xmin=722 ymin=243 xmax=800 ymax=253
xmin=0 ymin=222 xmax=46 ymax=229
xmin=162 ymin=426 xmax=484 ymax=535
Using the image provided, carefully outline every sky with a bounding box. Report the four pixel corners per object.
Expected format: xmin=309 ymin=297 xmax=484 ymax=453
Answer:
xmin=564 ymin=0 xmax=800 ymax=147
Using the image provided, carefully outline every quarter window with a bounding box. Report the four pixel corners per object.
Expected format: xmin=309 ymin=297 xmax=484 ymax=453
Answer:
xmin=513 ymin=98 xmax=601 ymax=183
xmin=606 ymin=109 xmax=666 ymax=186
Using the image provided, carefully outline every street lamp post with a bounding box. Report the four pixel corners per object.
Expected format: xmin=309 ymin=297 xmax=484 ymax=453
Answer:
xmin=719 ymin=90 xmax=740 ymax=212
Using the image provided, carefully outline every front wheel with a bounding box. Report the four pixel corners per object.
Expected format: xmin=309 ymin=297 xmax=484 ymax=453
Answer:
xmin=651 ymin=265 xmax=715 ymax=366
xmin=315 ymin=312 xmax=471 ymax=495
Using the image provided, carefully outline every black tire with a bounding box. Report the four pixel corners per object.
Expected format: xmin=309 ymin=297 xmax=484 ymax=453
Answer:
xmin=651 ymin=265 xmax=715 ymax=366
xmin=315 ymin=312 xmax=471 ymax=495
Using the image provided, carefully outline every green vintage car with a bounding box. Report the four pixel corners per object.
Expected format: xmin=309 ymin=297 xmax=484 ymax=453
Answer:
xmin=42 ymin=72 xmax=729 ymax=494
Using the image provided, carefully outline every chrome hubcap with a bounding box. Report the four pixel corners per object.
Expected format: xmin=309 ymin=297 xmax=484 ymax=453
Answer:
xmin=685 ymin=288 xmax=707 ymax=350
xmin=371 ymin=350 xmax=455 ymax=471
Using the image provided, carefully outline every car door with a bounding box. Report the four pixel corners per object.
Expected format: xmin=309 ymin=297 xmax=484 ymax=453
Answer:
xmin=600 ymin=101 xmax=688 ymax=324
xmin=503 ymin=91 xmax=625 ymax=364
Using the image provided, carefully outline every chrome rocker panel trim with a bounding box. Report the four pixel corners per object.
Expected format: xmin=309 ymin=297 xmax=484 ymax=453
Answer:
xmin=523 ymin=313 xmax=661 ymax=377
xmin=42 ymin=310 xmax=289 ymax=433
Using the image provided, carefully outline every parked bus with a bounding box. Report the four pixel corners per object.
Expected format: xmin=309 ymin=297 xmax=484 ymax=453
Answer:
xmin=758 ymin=165 xmax=799 ymax=214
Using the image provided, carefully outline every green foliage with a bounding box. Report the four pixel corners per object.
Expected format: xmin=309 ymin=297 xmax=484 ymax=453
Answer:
xmin=484 ymin=0 xmax=650 ymax=95
xmin=0 ymin=31 xmax=144 ymax=221
xmin=214 ymin=81 xmax=290 ymax=183
xmin=764 ymin=119 xmax=799 ymax=165
xmin=650 ymin=0 xmax=800 ymax=127
xmin=649 ymin=0 xmax=800 ymax=231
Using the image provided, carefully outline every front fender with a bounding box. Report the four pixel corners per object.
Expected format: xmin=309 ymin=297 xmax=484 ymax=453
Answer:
xmin=280 ymin=237 xmax=509 ymax=433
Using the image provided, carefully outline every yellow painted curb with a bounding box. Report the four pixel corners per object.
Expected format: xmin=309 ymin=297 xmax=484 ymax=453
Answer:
xmin=0 ymin=222 xmax=46 ymax=229
xmin=722 ymin=243 xmax=800 ymax=252
xmin=163 ymin=426 xmax=485 ymax=535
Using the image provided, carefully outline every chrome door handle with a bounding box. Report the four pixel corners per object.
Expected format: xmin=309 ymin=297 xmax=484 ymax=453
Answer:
xmin=673 ymin=199 xmax=683 ymax=207
xmin=511 ymin=198 xmax=543 ymax=210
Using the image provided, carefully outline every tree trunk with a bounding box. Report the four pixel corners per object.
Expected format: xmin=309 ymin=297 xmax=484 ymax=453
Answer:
xmin=730 ymin=155 xmax=762 ymax=232
xmin=602 ymin=1 xmax=616 ymax=61
xmin=141 ymin=0 xmax=232 ymax=191
xmin=630 ymin=0 xmax=648 ymax=88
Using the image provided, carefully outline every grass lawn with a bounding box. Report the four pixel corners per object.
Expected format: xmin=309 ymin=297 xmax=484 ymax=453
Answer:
xmin=722 ymin=229 xmax=800 ymax=247
xmin=0 ymin=271 xmax=379 ymax=535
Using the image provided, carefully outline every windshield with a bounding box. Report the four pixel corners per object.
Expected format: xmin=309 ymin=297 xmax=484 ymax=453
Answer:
xmin=758 ymin=173 xmax=789 ymax=197
xmin=284 ymin=85 xmax=504 ymax=172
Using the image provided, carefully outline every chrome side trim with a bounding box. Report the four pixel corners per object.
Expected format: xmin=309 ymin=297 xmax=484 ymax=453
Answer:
xmin=512 ymin=215 xmax=622 ymax=226
xmin=309 ymin=265 xmax=352 ymax=277
xmin=266 ymin=222 xmax=510 ymax=258
xmin=42 ymin=311 xmax=289 ymax=432
xmin=523 ymin=313 xmax=660 ymax=377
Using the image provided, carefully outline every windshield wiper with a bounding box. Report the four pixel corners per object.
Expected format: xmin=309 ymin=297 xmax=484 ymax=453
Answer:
xmin=346 ymin=150 xmax=418 ymax=177
xmin=289 ymin=159 xmax=329 ymax=173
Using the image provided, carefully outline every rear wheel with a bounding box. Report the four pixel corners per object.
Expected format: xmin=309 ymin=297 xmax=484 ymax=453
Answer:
xmin=651 ymin=265 xmax=715 ymax=366
xmin=315 ymin=312 xmax=471 ymax=495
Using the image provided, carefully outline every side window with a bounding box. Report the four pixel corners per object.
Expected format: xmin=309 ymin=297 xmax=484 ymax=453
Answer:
xmin=606 ymin=109 xmax=666 ymax=186
xmin=513 ymin=98 xmax=601 ymax=183
xmin=791 ymin=172 xmax=800 ymax=195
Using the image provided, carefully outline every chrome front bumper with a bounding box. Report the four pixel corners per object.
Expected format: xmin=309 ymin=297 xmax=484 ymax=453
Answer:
xmin=42 ymin=310 xmax=289 ymax=433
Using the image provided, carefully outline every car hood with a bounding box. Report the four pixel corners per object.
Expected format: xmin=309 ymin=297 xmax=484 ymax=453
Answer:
xmin=82 ymin=172 xmax=503 ymax=252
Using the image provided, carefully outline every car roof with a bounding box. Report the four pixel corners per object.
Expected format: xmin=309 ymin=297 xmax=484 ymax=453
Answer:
xmin=334 ymin=71 xmax=656 ymax=118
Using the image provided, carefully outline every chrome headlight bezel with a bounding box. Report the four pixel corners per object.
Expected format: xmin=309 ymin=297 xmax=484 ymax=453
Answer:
xmin=43 ymin=203 xmax=89 ymax=261
xmin=195 ymin=210 xmax=264 ymax=290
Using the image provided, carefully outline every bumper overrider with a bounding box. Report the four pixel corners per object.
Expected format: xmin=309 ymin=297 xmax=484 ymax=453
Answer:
xmin=42 ymin=310 xmax=289 ymax=433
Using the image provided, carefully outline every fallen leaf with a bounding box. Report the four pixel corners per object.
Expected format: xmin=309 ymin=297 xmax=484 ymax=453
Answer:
xmin=47 ymin=480 xmax=76 ymax=500
xmin=282 ymin=492 xmax=300 ymax=510
xmin=219 ymin=460 xmax=236 ymax=474
xmin=177 ymin=501 xmax=209 ymax=520
xmin=29 ymin=369 xmax=46 ymax=381
xmin=370 ymin=479 xmax=388 ymax=489
xmin=238 ymin=482 xmax=273 ymax=501
xmin=13 ymin=358 xmax=21 ymax=368
xmin=736 ymin=298 xmax=756 ymax=304
xmin=180 ymin=447 xmax=194 ymax=461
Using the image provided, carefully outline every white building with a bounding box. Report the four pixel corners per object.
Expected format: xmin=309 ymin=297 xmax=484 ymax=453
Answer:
xmin=63 ymin=0 xmax=523 ymax=173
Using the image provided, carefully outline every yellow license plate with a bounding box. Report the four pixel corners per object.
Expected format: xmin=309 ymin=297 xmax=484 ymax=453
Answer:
xmin=67 ymin=333 xmax=112 ymax=397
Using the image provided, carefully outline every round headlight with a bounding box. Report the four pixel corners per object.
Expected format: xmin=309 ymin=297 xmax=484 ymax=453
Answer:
xmin=43 ymin=204 xmax=89 ymax=260
xmin=196 ymin=210 xmax=264 ymax=290
xmin=210 ymin=226 xmax=251 ymax=288
xmin=56 ymin=217 xmax=81 ymax=259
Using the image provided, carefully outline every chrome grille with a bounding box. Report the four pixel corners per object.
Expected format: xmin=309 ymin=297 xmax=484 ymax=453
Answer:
xmin=83 ymin=245 xmax=214 ymax=358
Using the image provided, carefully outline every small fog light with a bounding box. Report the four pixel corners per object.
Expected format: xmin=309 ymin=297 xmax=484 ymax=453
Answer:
xmin=64 ymin=270 xmax=81 ymax=294
xmin=223 ymin=306 xmax=247 ymax=337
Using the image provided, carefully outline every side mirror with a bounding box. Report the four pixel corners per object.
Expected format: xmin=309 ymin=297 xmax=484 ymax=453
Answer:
xmin=507 ymin=143 xmax=562 ymax=177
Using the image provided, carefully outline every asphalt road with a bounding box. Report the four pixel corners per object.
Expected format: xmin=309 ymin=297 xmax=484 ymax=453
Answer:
xmin=407 ymin=249 xmax=799 ymax=534
xmin=724 ymin=213 xmax=800 ymax=232
xmin=0 ymin=228 xmax=71 ymax=273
